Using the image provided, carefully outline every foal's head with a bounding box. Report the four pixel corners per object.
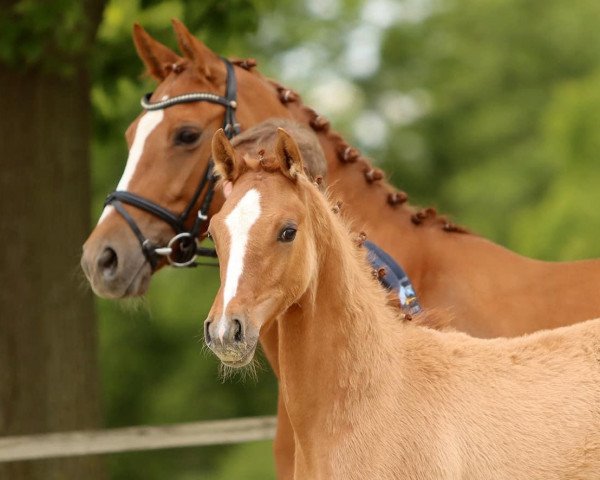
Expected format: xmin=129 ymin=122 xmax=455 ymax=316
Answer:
xmin=205 ymin=128 xmax=321 ymax=367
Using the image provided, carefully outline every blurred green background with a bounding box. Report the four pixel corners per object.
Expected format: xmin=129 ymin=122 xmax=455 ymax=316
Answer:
xmin=2 ymin=0 xmax=600 ymax=478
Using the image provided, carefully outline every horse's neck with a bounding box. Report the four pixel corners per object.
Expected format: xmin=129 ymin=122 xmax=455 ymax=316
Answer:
xmin=277 ymin=223 xmax=404 ymax=460
xmin=281 ymin=102 xmax=541 ymax=334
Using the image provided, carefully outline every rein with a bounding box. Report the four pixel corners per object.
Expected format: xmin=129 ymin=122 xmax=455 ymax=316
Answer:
xmin=104 ymin=58 xmax=240 ymax=270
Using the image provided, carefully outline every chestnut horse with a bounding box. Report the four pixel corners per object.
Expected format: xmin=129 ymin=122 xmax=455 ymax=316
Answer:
xmin=81 ymin=20 xmax=600 ymax=333
xmin=80 ymin=21 xmax=600 ymax=478
xmin=206 ymin=126 xmax=600 ymax=480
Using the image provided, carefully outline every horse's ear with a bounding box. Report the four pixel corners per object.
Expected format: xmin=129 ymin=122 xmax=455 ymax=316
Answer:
xmin=212 ymin=129 xmax=240 ymax=183
xmin=172 ymin=19 xmax=220 ymax=77
xmin=132 ymin=23 xmax=181 ymax=81
xmin=275 ymin=128 xmax=304 ymax=181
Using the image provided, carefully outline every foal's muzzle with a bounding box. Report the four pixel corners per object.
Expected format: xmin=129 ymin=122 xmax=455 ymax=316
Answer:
xmin=204 ymin=314 xmax=258 ymax=367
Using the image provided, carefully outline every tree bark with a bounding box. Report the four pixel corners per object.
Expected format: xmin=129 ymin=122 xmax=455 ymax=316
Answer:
xmin=0 ymin=63 xmax=106 ymax=479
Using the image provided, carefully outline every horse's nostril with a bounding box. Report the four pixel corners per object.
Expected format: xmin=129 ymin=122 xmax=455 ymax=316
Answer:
xmin=204 ymin=321 xmax=212 ymax=344
xmin=233 ymin=319 xmax=243 ymax=342
xmin=98 ymin=247 xmax=118 ymax=277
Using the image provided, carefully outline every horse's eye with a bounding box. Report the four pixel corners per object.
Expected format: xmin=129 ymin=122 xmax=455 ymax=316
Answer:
xmin=175 ymin=128 xmax=201 ymax=146
xmin=278 ymin=226 xmax=297 ymax=243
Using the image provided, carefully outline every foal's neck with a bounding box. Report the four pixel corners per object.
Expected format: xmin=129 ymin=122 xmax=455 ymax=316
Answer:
xmin=276 ymin=198 xmax=404 ymax=459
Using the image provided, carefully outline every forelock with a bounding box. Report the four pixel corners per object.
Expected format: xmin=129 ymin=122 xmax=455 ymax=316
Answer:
xmin=231 ymin=119 xmax=328 ymax=182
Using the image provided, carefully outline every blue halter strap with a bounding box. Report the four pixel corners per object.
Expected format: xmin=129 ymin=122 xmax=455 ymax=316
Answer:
xmin=365 ymin=240 xmax=422 ymax=316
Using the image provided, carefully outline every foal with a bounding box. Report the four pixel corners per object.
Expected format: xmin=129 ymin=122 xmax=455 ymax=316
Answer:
xmin=205 ymin=127 xmax=600 ymax=479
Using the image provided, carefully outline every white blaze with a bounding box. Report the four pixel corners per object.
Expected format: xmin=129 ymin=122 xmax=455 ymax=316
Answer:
xmin=218 ymin=188 xmax=262 ymax=341
xmin=97 ymin=109 xmax=164 ymax=224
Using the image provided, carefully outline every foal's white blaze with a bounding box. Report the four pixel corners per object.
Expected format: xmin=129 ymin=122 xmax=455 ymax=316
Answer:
xmin=218 ymin=188 xmax=262 ymax=342
xmin=97 ymin=109 xmax=165 ymax=224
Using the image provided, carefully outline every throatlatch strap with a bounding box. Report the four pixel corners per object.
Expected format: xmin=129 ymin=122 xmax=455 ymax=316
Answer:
xmin=222 ymin=60 xmax=240 ymax=138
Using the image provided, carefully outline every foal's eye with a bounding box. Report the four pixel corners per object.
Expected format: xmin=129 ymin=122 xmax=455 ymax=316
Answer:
xmin=175 ymin=128 xmax=201 ymax=146
xmin=278 ymin=226 xmax=297 ymax=243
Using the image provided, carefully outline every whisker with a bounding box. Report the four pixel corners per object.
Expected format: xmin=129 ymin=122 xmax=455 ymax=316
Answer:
xmin=199 ymin=340 xmax=213 ymax=358
xmin=216 ymin=354 xmax=262 ymax=384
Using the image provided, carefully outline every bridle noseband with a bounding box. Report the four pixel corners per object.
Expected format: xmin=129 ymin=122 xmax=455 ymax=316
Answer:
xmin=104 ymin=58 xmax=240 ymax=270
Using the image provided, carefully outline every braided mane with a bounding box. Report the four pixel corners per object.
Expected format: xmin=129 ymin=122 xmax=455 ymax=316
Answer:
xmin=231 ymin=58 xmax=469 ymax=234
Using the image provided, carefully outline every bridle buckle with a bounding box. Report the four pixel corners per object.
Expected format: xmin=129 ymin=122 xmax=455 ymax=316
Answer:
xmin=154 ymin=232 xmax=199 ymax=267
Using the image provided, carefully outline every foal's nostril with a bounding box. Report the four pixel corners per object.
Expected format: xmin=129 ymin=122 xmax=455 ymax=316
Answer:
xmin=98 ymin=247 xmax=118 ymax=278
xmin=204 ymin=321 xmax=212 ymax=344
xmin=233 ymin=319 xmax=243 ymax=342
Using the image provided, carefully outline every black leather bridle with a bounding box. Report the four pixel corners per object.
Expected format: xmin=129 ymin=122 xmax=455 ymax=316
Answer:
xmin=104 ymin=58 xmax=240 ymax=270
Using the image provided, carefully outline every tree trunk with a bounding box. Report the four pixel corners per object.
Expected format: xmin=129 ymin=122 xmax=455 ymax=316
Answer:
xmin=0 ymin=63 xmax=106 ymax=478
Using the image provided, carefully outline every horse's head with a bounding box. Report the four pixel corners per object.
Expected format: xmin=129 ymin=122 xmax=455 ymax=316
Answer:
xmin=81 ymin=20 xmax=291 ymax=298
xmin=205 ymin=127 xmax=321 ymax=367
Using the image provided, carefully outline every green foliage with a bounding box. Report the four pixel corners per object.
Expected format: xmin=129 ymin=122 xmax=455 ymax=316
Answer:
xmin=209 ymin=441 xmax=275 ymax=480
xmin=0 ymin=0 xmax=102 ymax=75
xmin=372 ymin=0 xmax=600 ymax=251
xmin=510 ymin=69 xmax=600 ymax=260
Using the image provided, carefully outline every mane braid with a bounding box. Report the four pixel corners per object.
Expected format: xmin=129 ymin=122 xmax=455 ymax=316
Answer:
xmin=263 ymin=78 xmax=470 ymax=235
xmin=230 ymin=57 xmax=257 ymax=70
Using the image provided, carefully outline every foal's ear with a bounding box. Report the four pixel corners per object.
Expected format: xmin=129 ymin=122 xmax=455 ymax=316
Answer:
xmin=172 ymin=19 xmax=220 ymax=78
xmin=133 ymin=23 xmax=181 ymax=81
xmin=212 ymin=129 xmax=240 ymax=183
xmin=275 ymin=128 xmax=305 ymax=181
